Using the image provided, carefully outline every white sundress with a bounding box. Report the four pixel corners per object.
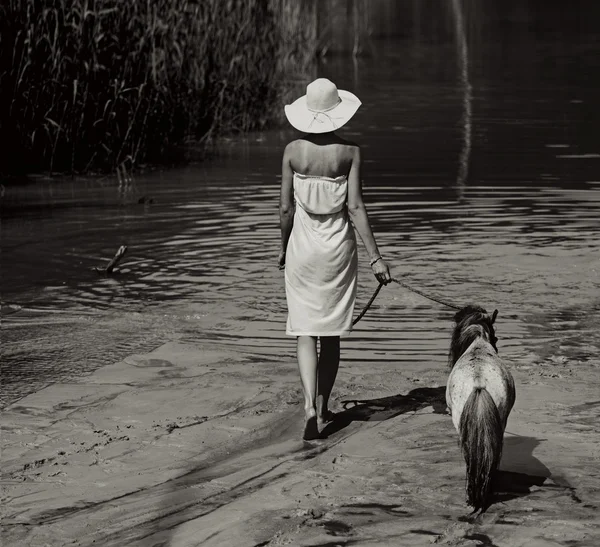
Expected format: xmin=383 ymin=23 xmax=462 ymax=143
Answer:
xmin=285 ymin=172 xmax=358 ymax=337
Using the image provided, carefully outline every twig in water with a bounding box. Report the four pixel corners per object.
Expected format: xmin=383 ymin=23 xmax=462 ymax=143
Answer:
xmin=95 ymin=245 xmax=128 ymax=275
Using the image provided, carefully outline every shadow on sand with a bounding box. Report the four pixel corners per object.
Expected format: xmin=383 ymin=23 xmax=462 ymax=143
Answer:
xmin=320 ymin=386 xmax=448 ymax=439
xmin=321 ymin=393 xmax=556 ymax=512
xmin=491 ymin=435 xmax=552 ymax=507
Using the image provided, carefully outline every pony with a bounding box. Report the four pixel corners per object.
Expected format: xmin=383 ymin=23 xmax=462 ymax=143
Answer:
xmin=445 ymin=304 xmax=516 ymax=512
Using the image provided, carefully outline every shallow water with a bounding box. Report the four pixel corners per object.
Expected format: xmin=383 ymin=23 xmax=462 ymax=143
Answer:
xmin=2 ymin=14 xmax=599 ymax=408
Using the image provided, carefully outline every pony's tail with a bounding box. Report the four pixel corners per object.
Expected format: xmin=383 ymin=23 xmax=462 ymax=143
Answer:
xmin=459 ymin=387 xmax=503 ymax=511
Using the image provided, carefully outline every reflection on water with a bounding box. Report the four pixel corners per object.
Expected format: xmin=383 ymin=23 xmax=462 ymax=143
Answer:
xmin=451 ymin=0 xmax=472 ymax=201
xmin=2 ymin=7 xmax=600 ymax=408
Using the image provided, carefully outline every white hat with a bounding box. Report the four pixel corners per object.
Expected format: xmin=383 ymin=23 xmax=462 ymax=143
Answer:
xmin=284 ymin=78 xmax=362 ymax=134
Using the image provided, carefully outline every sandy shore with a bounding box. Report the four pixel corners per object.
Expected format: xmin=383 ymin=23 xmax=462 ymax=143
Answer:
xmin=2 ymin=337 xmax=599 ymax=547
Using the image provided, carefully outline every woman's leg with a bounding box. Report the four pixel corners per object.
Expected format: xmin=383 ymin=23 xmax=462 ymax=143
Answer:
xmin=316 ymin=336 xmax=340 ymax=423
xmin=297 ymin=335 xmax=319 ymax=439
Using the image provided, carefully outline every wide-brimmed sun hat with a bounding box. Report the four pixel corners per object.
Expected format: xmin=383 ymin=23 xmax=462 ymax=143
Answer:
xmin=284 ymin=78 xmax=361 ymax=134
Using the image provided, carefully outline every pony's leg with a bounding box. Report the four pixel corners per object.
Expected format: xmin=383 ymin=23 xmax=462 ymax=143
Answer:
xmin=316 ymin=336 xmax=340 ymax=424
xmin=297 ymin=336 xmax=319 ymax=440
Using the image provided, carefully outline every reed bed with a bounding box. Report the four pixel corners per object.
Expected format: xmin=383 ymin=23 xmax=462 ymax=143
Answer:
xmin=0 ymin=0 xmax=319 ymax=175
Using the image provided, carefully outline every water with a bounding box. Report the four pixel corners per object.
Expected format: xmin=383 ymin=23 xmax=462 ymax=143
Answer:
xmin=2 ymin=10 xmax=599 ymax=408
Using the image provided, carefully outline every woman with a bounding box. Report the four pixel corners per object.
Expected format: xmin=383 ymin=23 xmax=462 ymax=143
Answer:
xmin=279 ymin=78 xmax=392 ymax=440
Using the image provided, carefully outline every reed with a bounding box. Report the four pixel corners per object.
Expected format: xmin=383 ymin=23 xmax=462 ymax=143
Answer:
xmin=0 ymin=0 xmax=319 ymax=175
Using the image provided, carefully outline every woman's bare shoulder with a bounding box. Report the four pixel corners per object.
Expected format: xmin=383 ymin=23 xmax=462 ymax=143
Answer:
xmin=333 ymin=137 xmax=361 ymax=162
xmin=336 ymin=138 xmax=361 ymax=163
xmin=284 ymin=138 xmax=306 ymax=151
xmin=336 ymin=136 xmax=360 ymax=149
xmin=283 ymin=139 xmax=302 ymax=163
xmin=285 ymin=139 xmax=309 ymax=161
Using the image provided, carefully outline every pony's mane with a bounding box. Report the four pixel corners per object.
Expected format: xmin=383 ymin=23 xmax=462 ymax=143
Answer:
xmin=448 ymin=304 xmax=498 ymax=369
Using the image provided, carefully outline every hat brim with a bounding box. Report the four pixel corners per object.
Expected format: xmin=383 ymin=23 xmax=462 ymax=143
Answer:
xmin=284 ymin=89 xmax=361 ymax=134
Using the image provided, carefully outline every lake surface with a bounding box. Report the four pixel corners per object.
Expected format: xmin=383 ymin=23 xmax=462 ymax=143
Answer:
xmin=2 ymin=15 xmax=599 ymax=409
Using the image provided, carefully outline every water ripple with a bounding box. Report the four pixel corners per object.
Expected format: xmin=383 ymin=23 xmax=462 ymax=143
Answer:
xmin=2 ymin=39 xmax=600 ymax=407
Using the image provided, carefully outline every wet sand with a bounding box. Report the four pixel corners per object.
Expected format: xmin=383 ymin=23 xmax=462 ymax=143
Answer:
xmin=2 ymin=337 xmax=599 ymax=547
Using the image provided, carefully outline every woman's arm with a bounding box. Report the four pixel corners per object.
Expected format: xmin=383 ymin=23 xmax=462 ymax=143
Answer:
xmin=347 ymin=145 xmax=391 ymax=283
xmin=279 ymin=143 xmax=295 ymax=268
xmin=347 ymin=145 xmax=380 ymax=260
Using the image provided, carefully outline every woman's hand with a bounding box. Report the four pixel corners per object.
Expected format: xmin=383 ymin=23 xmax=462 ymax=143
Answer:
xmin=278 ymin=250 xmax=286 ymax=270
xmin=371 ymin=257 xmax=391 ymax=285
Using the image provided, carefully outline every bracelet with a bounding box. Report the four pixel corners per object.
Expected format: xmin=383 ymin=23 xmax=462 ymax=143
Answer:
xmin=370 ymin=256 xmax=383 ymax=267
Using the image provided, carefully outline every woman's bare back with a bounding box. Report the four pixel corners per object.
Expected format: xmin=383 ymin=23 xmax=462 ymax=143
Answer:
xmin=288 ymin=133 xmax=358 ymax=179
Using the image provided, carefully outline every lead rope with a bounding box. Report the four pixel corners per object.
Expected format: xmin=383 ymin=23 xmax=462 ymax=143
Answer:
xmin=353 ymin=277 xmax=461 ymax=326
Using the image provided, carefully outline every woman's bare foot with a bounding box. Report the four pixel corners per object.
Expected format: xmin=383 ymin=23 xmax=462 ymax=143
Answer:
xmin=303 ymin=408 xmax=320 ymax=441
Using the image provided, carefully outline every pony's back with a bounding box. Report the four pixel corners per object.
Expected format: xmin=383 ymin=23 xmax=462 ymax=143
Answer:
xmin=448 ymin=338 xmax=515 ymax=429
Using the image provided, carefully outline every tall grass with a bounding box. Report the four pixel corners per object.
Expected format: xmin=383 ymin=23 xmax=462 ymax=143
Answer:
xmin=0 ymin=0 xmax=318 ymax=176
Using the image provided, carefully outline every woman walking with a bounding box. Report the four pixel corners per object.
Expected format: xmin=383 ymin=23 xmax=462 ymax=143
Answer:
xmin=279 ymin=78 xmax=392 ymax=440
